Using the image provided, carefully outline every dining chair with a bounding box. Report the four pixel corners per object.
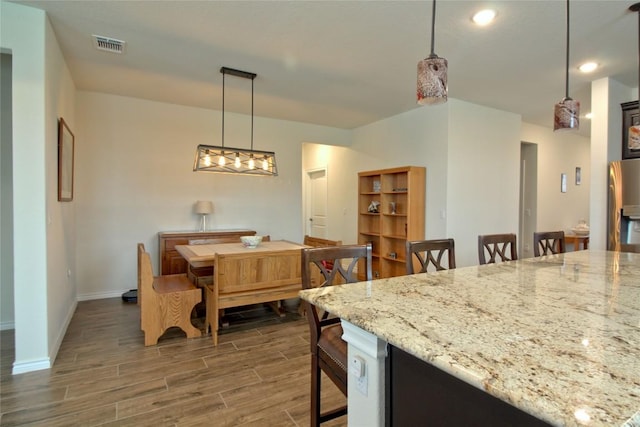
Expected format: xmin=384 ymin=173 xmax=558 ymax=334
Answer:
xmin=303 ymin=235 xmax=343 ymax=280
xmin=406 ymin=238 xmax=456 ymax=274
xmin=301 ymin=243 xmax=372 ymax=426
xmin=478 ymin=233 xmax=518 ymax=265
xmin=138 ymin=243 xmax=202 ymax=346
xmin=533 ymin=231 xmax=566 ymax=257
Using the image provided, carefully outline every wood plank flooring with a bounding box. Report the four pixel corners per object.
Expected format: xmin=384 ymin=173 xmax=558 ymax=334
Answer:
xmin=0 ymin=298 xmax=347 ymax=426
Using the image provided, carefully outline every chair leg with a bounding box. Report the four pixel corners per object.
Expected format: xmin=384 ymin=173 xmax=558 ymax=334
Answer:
xmin=310 ymin=353 xmax=322 ymax=427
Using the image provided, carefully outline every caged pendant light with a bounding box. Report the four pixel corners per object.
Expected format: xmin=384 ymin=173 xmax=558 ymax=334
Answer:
xmin=193 ymin=67 xmax=278 ymax=176
xmin=553 ymin=0 xmax=580 ymax=131
xmin=417 ymin=0 xmax=448 ymax=105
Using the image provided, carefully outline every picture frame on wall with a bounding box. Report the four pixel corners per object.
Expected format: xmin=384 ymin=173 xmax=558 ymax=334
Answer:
xmin=622 ymin=101 xmax=640 ymax=160
xmin=58 ymin=117 xmax=75 ymax=202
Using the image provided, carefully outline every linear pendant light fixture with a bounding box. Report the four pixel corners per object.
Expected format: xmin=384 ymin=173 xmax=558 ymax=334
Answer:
xmin=193 ymin=67 xmax=278 ymax=176
xmin=417 ymin=0 xmax=448 ymax=105
xmin=553 ymin=0 xmax=580 ymax=131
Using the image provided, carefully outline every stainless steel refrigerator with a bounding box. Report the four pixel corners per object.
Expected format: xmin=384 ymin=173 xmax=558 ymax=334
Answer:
xmin=608 ymin=159 xmax=640 ymax=252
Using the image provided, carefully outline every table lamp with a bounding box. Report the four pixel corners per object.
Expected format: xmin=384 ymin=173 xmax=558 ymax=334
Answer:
xmin=194 ymin=200 xmax=213 ymax=232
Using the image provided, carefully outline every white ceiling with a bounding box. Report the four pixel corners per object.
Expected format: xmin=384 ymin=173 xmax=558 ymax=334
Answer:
xmin=14 ymin=0 xmax=640 ymax=136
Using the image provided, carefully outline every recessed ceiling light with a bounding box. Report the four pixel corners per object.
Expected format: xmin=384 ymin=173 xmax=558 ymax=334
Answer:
xmin=472 ymin=9 xmax=497 ymax=26
xmin=579 ymin=62 xmax=598 ymax=73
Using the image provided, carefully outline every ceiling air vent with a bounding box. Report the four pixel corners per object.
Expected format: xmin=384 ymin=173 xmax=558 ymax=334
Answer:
xmin=92 ymin=35 xmax=126 ymax=54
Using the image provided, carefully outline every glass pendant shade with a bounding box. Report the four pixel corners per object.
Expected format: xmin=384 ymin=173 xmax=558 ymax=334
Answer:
xmin=417 ymin=55 xmax=448 ymax=105
xmin=553 ymin=0 xmax=579 ymax=131
xmin=554 ymin=97 xmax=580 ymax=131
xmin=194 ymin=145 xmax=277 ymax=176
xmin=417 ymin=0 xmax=447 ymax=106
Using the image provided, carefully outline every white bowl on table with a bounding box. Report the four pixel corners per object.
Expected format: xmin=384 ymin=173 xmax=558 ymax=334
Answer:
xmin=240 ymin=235 xmax=263 ymax=248
xmin=571 ymin=228 xmax=589 ymax=237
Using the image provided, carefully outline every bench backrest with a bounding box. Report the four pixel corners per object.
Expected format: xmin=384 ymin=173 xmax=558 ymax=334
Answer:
xmin=303 ymin=235 xmax=342 ymax=248
xmin=215 ymin=249 xmax=301 ymax=294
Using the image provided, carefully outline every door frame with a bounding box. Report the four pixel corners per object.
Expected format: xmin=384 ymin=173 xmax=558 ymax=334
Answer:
xmin=303 ymin=166 xmax=329 ymax=238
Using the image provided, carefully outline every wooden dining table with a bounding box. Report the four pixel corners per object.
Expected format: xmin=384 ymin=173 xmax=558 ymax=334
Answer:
xmin=175 ymin=240 xmax=306 ymax=345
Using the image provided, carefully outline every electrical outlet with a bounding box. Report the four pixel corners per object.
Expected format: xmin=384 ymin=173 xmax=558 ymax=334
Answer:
xmin=356 ymin=372 xmax=368 ymax=396
xmin=349 ymin=356 xmax=368 ymax=395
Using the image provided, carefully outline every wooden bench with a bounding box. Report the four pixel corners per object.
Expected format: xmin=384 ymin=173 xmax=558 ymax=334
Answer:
xmin=138 ymin=243 xmax=202 ymax=346
xmin=205 ymin=246 xmax=302 ymax=345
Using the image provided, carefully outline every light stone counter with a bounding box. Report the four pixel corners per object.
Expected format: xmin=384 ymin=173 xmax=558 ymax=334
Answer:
xmin=299 ymin=250 xmax=640 ymax=426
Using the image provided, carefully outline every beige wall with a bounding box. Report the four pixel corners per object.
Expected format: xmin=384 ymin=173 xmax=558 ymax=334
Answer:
xmin=2 ymin=2 xmax=78 ymax=373
xmin=1 ymin=53 xmax=14 ymax=330
xmin=521 ymin=122 xmax=591 ymax=233
xmin=45 ymin=14 xmax=78 ymax=367
xmin=304 ymin=100 xmax=593 ymax=268
xmin=75 ymin=92 xmax=350 ymax=299
xmin=447 ymin=99 xmax=522 ymax=266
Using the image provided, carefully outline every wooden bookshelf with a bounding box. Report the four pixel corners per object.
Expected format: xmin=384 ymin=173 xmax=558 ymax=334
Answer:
xmin=357 ymin=166 xmax=425 ymax=279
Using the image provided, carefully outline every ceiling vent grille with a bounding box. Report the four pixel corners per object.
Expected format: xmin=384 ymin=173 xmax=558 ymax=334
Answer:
xmin=92 ymin=35 xmax=126 ymax=54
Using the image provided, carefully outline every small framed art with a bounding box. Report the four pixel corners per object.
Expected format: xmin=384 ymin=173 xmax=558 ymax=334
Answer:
xmin=58 ymin=117 xmax=75 ymax=202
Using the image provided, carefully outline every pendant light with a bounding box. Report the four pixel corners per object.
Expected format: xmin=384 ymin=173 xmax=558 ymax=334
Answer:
xmin=417 ymin=0 xmax=448 ymax=105
xmin=193 ymin=67 xmax=278 ymax=176
xmin=553 ymin=0 xmax=580 ymax=131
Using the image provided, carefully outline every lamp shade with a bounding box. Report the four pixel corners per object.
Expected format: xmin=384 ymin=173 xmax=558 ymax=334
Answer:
xmin=553 ymin=97 xmax=580 ymax=131
xmin=194 ymin=200 xmax=213 ymax=215
xmin=417 ymin=55 xmax=448 ymax=105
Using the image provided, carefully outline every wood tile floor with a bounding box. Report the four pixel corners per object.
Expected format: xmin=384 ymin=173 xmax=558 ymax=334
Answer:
xmin=0 ymin=298 xmax=347 ymax=426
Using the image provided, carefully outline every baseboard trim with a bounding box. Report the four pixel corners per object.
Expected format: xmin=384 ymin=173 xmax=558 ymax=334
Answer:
xmin=12 ymin=357 xmax=51 ymax=374
xmin=49 ymin=299 xmax=77 ymax=365
xmin=77 ymin=289 xmax=133 ymax=301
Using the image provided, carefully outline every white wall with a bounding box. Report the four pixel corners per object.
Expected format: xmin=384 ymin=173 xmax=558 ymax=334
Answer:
xmin=521 ymin=122 xmax=591 ymax=234
xmin=75 ymin=92 xmax=350 ymax=299
xmin=348 ymin=104 xmax=450 ymax=243
xmin=590 ymin=77 xmax=635 ymax=249
xmin=44 ymin=15 xmax=78 ymax=365
xmin=1 ymin=53 xmax=15 ymax=330
xmin=446 ymin=99 xmax=522 ymax=267
xmin=1 ymin=2 xmax=50 ymax=373
xmin=304 ymin=102 xmax=592 ymax=268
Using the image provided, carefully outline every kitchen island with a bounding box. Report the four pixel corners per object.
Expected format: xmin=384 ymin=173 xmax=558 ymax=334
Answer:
xmin=299 ymin=250 xmax=640 ymax=426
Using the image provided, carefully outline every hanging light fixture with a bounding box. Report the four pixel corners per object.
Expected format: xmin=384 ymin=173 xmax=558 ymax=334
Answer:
xmin=193 ymin=67 xmax=278 ymax=176
xmin=553 ymin=0 xmax=580 ymax=131
xmin=417 ymin=0 xmax=448 ymax=105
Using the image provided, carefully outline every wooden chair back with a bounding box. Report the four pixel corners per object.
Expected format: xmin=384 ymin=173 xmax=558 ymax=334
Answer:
xmin=138 ymin=243 xmax=201 ymax=346
xmin=533 ymin=231 xmax=566 ymax=257
xmin=303 ymin=235 xmax=343 ymax=286
xmin=478 ymin=233 xmax=518 ymax=265
xmin=301 ymin=243 xmax=372 ymax=426
xmin=406 ymin=238 xmax=456 ymax=274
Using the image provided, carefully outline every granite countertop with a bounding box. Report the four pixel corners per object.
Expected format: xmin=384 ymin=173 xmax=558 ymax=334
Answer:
xmin=299 ymin=250 xmax=640 ymax=427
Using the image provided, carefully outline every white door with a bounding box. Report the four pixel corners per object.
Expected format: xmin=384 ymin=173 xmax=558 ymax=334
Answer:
xmin=306 ymin=168 xmax=328 ymax=238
